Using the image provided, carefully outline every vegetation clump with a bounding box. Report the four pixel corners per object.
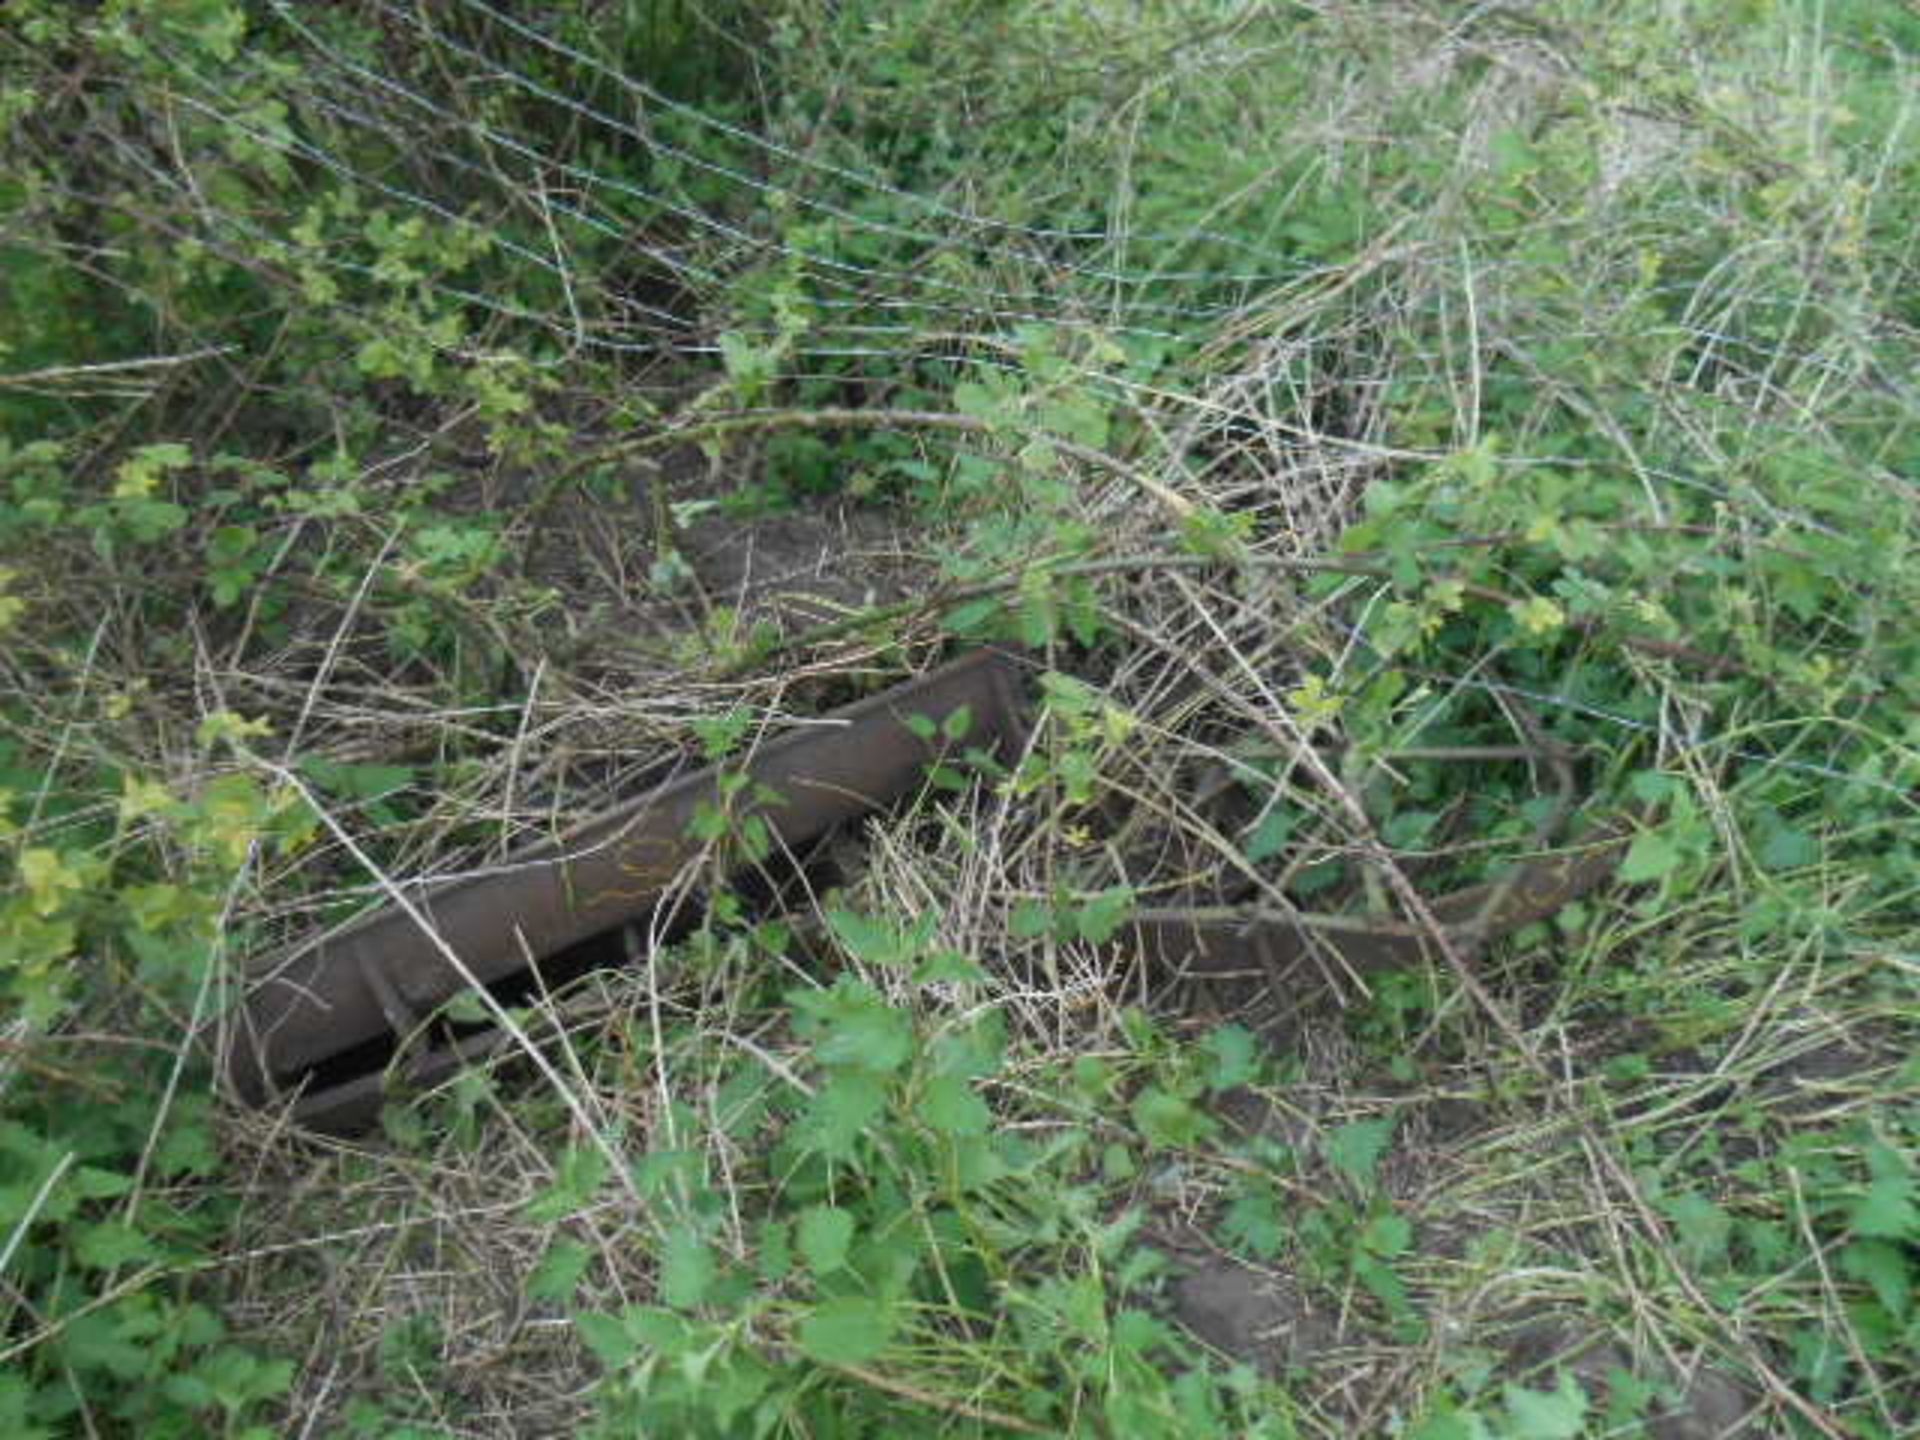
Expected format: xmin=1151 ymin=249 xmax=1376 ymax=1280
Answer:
xmin=2 ymin=1 xmax=1918 ymax=1435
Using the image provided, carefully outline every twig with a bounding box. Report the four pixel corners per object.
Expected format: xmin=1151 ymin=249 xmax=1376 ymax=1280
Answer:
xmin=0 ymin=1152 xmax=74 ymax=1279
xmin=694 ymin=550 xmax=1363 ymax=678
xmin=828 ymin=1360 xmax=1052 ymax=1436
xmin=544 ymin=406 xmax=1202 ymax=528
xmin=683 ymin=544 xmax=1752 ymax=684
xmin=0 ymin=346 xmax=237 ymax=388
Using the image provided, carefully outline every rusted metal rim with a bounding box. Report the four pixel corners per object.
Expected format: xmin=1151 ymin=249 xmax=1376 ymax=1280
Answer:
xmin=279 ymin=1029 xmax=512 ymax=1136
xmin=229 ymin=649 xmax=1029 ymax=1122
xmin=1127 ymin=817 xmax=1631 ymax=982
xmin=295 ymin=817 xmax=1629 ymax=1133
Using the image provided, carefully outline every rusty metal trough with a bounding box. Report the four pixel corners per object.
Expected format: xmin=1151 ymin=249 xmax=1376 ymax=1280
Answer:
xmin=233 ymin=643 xmax=1632 ymax=1135
xmin=1127 ymin=818 xmax=1629 ymax=985
xmin=229 ymin=649 xmax=1029 ymax=1129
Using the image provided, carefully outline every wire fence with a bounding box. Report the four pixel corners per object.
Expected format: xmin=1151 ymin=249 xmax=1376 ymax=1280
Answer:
xmin=28 ymin=0 xmax=1904 ymax=784
xmin=95 ymin=1 xmax=1878 ymax=448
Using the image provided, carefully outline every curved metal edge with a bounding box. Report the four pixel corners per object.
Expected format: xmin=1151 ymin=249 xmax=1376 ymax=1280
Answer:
xmin=227 ymin=649 xmax=1032 ymax=1114
xmin=1128 ymin=817 xmax=1631 ymax=981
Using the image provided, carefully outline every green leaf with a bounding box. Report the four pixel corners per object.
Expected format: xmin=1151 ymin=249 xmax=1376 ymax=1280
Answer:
xmin=1325 ymin=1117 xmax=1395 ymax=1187
xmin=68 ymin=1165 xmax=135 ymax=1201
xmin=687 ymin=800 xmax=727 ymax=843
xmin=1508 ymin=594 xmax=1566 ymax=638
xmin=1354 ymin=1251 xmax=1415 ymax=1329
xmin=1360 ymin=1209 xmax=1412 ymax=1258
xmin=162 ymin=1374 xmax=215 ymax=1412
xmin=913 ymin=949 xmax=987 ymax=985
xmin=1867 ymin=1140 xmax=1912 ymax=1185
xmin=1222 ymin=1180 xmax=1285 ymax=1260
xmin=317 ymin=761 xmax=412 ymax=801
xmin=528 ymin=1238 xmax=592 ymax=1303
xmin=624 ymin=1306 xmax=691 ymax=1354
xmin=573 ymin=1311 xmax=637 ymax=1369
xmin=931 ymin=1013 xmax=1007 ymax=1080
xmin=793 ymin=978 xmax=914 ymax=1073
xmin=660 ymin=1230 xmax=715 ymax=1310
xmin=206 ymin=522 xmax=257 ymax=564
xmin=1130 ymin=1086 xmax=1217 ymax=1149
xmin=1667 ymin=1191 xmax=1731 ymax=1268
xmin=1407 ymin=1411 xmax=1483 ymax=1440
xmin=798 ymin=1206 xmax=855 ymax=1275
xmin=825 ymin=909 xmax=916 ymax=968
xmin=1179 ymin=506 xmax=1252 ymax=560
xmin=62 ymin=1307 xmax=149 ymax=1380
xmin=942 ymin=596 xmax=1004 ymax=637
xmin=121 ymin=498 xmax=189 ymax=542
xmin=1500 ymin=1372 xmax=1589 ymax=1439
xmin=1851 ymin=1177 xmax=1919 ymax=1240
xmin=0 ymin=1371 xmax=55 ymax=1440
xmin=633 ymin=1148 xmax=702 ymax=1199
xmin=1073 ymin=886 xmax=1135 ymax=944
xmin=196 ymin=1347 xmax=294 ymax=1408
xmin=707 ymin=1353 xmax=774 ymax=1431
xmin=1112 ymin=1306 xmax=1173 ymax=1354
xmin=797 ymin=1071 xmax=889 ymax=1158
xmin=524 ymin=1144 xmax=608 ymax=1222
xmin=1619 ymin=831 xmax=1682 ymax=884
xmin=1628 ymin=771 xmax=1677 ymax=805
xmin=18 ymin=847 xmax=83 ymax=917
xmin=1604 ymin=1367 xmax=1659 ymax=1428
xmin=1758 ymin=824 xmax=1818 ymax=872
xmin=1243 ymin=806 xmax=1296 ymax=863
xmin=1488 ymin=129 xmax=1537 ymax=179
xmin=758 ymin=1220 xmax=793 ymax=1282
xmin=926 ymin=762 xmax=969 ymax=793
xmin=952 ymin=382 xmax=998 ymax=421
xmin=919 ymin=1074 xmax=991 ymax=1137
xmin=797 ymin=1296 xmax=896 ymax=1366
xmin=1201 ymin=1025 xmax=1259 ymax=1092
xmin=1010 ymin=898 xmax=1054 ymax=940
xmin=1016 ymin=580 xmax=1058 ymax=647
xmin=1839 ymin=1239 xmax=1911 ymax=1319
xmin=72 ymin=1220 xmax=156 ymax=1270
xmin=113 ymin=441 xmax=191 ymax=496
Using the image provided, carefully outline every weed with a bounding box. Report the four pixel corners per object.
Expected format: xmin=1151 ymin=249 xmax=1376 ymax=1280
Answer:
xmin=3 ymin=0 xmax=1919 ymax=1436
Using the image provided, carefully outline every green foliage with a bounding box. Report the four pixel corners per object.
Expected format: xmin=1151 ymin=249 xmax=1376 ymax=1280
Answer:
xmin=568 ymin=974 xmax=1289 ymax=1437
xmin=2 ymin=0 xmax=1918 ymax=1433
xmin=0 ymin=757 xmax=308 ymax=1433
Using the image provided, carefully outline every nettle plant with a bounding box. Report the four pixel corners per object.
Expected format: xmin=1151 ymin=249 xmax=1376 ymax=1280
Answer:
xmin=534 ymin=910 xmax=1293 ymax=1439
xmin=0 ymin=714 xmax=315 ymax=1437
xmin=1318 ymin=359 xmax=1920 ymax=1430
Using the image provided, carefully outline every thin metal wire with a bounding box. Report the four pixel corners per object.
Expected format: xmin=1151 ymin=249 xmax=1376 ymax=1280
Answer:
xmin=299 ymin=0 xmax=1313 ymax=310
xmin=174 ymin=20 xmax=1888 ymax=424
xmin=257 ymin=19 xmax=1255 ymax=341
xmin=185 ymin=77 xmax=1236 ymax=365
xmin=442 ymin=0 xmax=1326 ymax=272
xmin=141 ymin=9 xmax=1901 ymax=563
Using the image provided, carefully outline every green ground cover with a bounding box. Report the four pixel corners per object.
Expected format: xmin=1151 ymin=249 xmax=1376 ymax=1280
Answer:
xmin=3 ymin=1 xmax=1918 ymax=1434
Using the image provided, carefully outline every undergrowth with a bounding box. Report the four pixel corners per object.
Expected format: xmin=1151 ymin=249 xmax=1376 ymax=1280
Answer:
xmin=3 ymin=0 xmax=1918 ymax=1436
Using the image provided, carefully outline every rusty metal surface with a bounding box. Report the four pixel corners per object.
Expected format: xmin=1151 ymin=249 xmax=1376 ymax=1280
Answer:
xmin=293 ymin=815 xmax=1629 ymax=1134
xmin=230 ymin=649 xmax=1028 ymax=1113
xmin=1127 ymin=818 xmax=1630 ymax=982
xmin=239 ymin=647 xmax=1631 ymax=1133
xmin=281 ymin=1030 xmax=511 ymax=1136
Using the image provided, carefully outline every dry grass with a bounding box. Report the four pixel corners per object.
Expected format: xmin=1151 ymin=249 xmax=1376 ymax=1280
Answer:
xmin=6 ymin=1 xmax=1916 ymax=1435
